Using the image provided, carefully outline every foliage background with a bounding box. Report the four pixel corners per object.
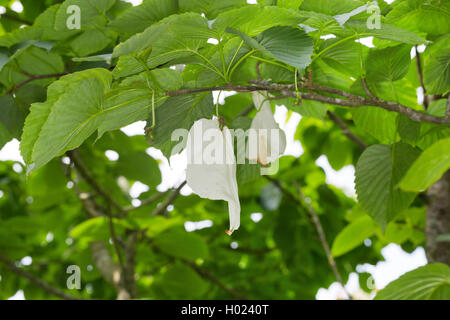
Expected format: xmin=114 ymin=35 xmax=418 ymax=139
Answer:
xmin=0 ymin=0 xmax=449 ymax=300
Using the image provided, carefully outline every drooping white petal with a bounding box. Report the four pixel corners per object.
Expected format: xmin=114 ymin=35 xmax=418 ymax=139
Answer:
xmin=186 ymin=119 xmax=240 ymax=234
xmin=247 ymin=92 xmax=286 ymax=165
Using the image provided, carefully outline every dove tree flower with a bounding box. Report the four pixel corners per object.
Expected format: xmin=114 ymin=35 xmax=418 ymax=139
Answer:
xmin=186 ymin=119 xmax=240 ymax=235
xmin=247 ymin=92 xmax=287 ymax=167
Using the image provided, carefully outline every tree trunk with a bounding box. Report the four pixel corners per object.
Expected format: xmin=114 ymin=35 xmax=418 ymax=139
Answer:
xmin=425 ymin=171 xmax=450 ymax=265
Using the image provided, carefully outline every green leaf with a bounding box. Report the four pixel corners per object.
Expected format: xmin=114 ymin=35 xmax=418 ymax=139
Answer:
xmin=229 ymin=26 xmax=313 ymax=70
xmin=153 ymin=229 xmax=209 ymax=261
xmin=317 ymin=38 xmax=367 ymax=77
xmin=385 ymin=0 xmax=450 ymax=37
xmin=375 ymin=263 xmax=450 ymax=300
xmin=212 ymin=5 xmax=302 ymax=37
xmin=423 ymin=36 xmax=450 ymax=95
xmin=20 ymin=69 xmax=112 ymax=170
xmin=278 ymin=0 xmax=304 ymax=10
xmin=161 ymin=264 xmax=208 ymax=298
xmin=399 ymin=138 xmax=450 ymax=192
xmin=116 ymin=151 xmax=161 ymax=188
xmin=397 ymin=114 xmax=421 ymax=146
xmin=146 ymin=93 xmax=214 ymax=159
xmin=112 ymin=13 xmax=214 ymax=77
xmin=300 ymin=0 xmax=365 ymax=16
xmin=0 ymin=124 xmax=12 ymax=150
xmin=0 ymin=95 xmax=25 ymax=139
xmin=109 ymin=0 xmax=179 ymax=39
xmin=351 ymin=107 xmax=398 ymax=144
xmin=355 ymin=143 xmax=421 ymax=226
xmin=331 ymin=216 xmax=376 ymax=257
xmin=342 ymin=20 xmax=427 ymax=45
xmin=179 ymin=0 xmax=246 ymax=19
xmin=365 ymin=44 xmax=412 ymax=83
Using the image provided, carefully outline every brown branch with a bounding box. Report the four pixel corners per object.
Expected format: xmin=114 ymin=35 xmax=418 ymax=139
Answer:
xmin=361 ymin=77 xmax=377 ymax=101
xmin=415 ymin=46 xmax=428 ymax=109
xmin=167 ymin=83 xmax=450 ymax=125
xmin=223 ymin=245 xmax=275 ymax=255
xmin=6 ymin=72 xmax=69 ymax=94
xmin=66 ymin=150 xmax=125 ymax=216
xmin=122 ymin=232 xmax=138 ymax=299
xmin=123 ymin=191 xmax=169 ymax=212
xmin=151 ymin=181 xmax=186 ymax=216
xmin=292 ymin=182 xmax=348 ymax=293
xmin=0 ymin=254 xmax=85 ymax=300
xmin=264 ymin=176 xmax=351 ymax=299
xmin=446 ymin=95 xmax=450 ymax=121
xmin=0 ymin=12 xmax=31 ymax=25
xmin=183 ymin=260 xmax=248 ymax=299
xmin=327 ymin=111 xmax=367 ymax=150
xmin=62 ymin=160 xmax=134 ymax=299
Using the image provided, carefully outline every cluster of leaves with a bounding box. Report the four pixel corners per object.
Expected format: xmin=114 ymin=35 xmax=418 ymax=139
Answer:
xmin=0 ymin=0 xmax=449 ymax=300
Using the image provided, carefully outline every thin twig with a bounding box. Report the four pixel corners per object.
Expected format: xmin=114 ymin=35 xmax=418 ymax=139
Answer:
xmin=361 ymin=77 xmax=378 ymax=101
xmin=327 ymin=111 xmax=367 ymax=150
xmin=292 ymin=182 xmax=348 ymax=294
xmin=151 ymin=181 xmax=186 ymax=216
xmin=106 ymin=202 xmax=125 ymax=271
xmin=66 ymin=150 xmax=125 ymax=216
xmin=264 ymin=176 xmax=351 ymax=299
xmin=184 ymin=260 xmax=249 ymax=299
xmin=0 ymin=254 xmax=85 ymax=300
xmin=6 ymin=72 xmax=69 ymax=94
xmin=123 ymin=190 xmax=169 ymax=212
xmin=0 ymin=12 xmax=31 ymax=25
xmin=446 ymin=95 xmax=450 ymax=121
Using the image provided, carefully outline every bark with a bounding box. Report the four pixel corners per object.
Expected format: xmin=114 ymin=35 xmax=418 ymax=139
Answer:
xmin=426 ymin=171 xmax=450 ymax=265
xmin=90 ymin=241 xmax=131 ymax=300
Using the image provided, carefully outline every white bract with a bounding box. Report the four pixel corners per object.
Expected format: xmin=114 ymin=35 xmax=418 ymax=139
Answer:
xmin=247 ymin=92 xmax=286 ymax=166
xmin=186 ymin=119 xmax=240 ymax=235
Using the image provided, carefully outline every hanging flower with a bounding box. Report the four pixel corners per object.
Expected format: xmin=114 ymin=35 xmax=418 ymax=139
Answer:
xmin=247 ymin=91 xmax=287 ymax=166
xmin=186 ymin=119 xmax=240 ymax=235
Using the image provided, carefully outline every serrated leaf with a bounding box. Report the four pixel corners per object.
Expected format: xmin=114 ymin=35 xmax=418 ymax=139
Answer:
xmin=351 ymin=107 xmax=398 ymax=144
xmin=20 ymin=69 xmax=112 ymax=170
xmin=109 ymin=0 xmax=178 ymax=39
xmin=146 ymin=93 xmax=214 ymax=159
xmin=365 ymin=44 xmax=412 ymax=83
xmin=229 ymin=26 xmax=313 ymax=70
xmin=355 ymin=143 xmax=420 ymax=226
xmin=212 ymin=6 xmax=302 ymax=37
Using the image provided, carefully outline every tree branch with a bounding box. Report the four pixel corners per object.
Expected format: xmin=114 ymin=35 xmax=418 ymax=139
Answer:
xmin=0 ymin=12 xmax=32 ymax=26
xmin=123 ymin=190 xmax=169 ymax=212
xmin=151 ymin=181 xmax=186 ymax=216
xmin=66 ymin=150 xmax=125 ymax=216
xmin=6 ymin=72 xmax=69 ymax=94
xmin=166 ymin=82 xmax=450 ymax=125
xmin=327 ymin=111 xmax=367 ymax=150
xmin=265 ymin=176 xmax=351 ymax=299
xmin=292 ymin=182 xmax=347 ymax=291
xmin=183 ymin=259 xmax=249 ymax=299
xmin=0 ymin=254 xmax=85 ymax=300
